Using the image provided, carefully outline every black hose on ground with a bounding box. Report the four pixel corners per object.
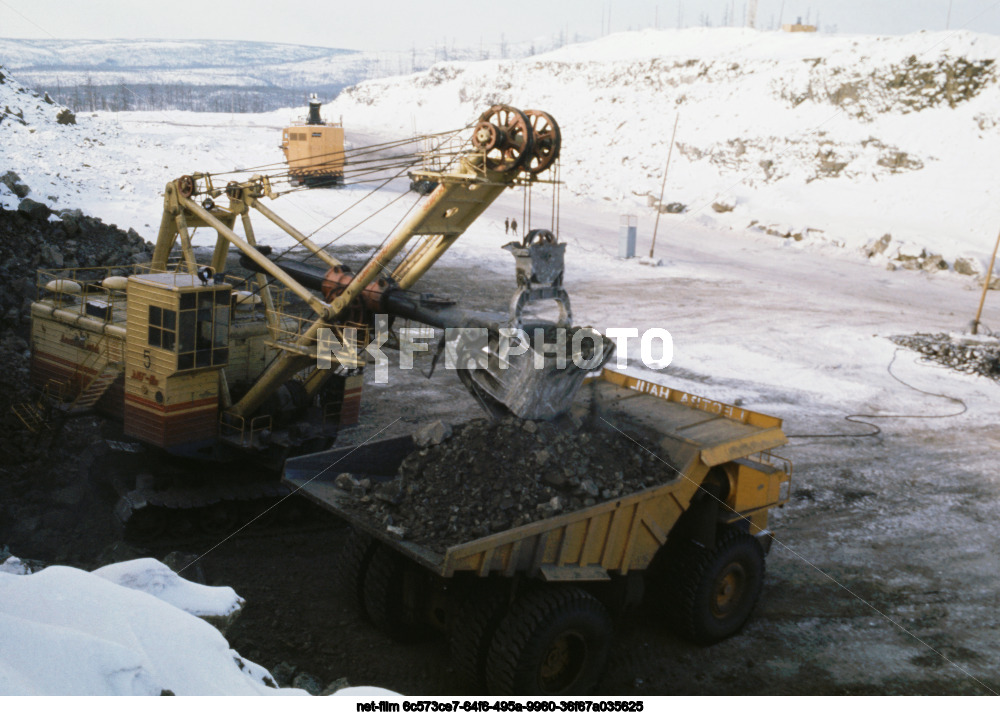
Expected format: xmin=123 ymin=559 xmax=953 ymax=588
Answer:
xmin=786 ymin=348 xmax=968 ymax=440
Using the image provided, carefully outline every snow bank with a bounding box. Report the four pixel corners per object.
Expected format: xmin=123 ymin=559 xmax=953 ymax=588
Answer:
xmin=92 ymin=557 xmax=243 ymax=620
xmin=0 ymin=565 xmax=298 ymax=695
xmin=0 ymin=557 xmax=30 ymax=575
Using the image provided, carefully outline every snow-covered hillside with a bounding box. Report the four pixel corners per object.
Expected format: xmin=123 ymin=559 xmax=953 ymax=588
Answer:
xmin=0 ymin=63 xmax=75 ymax=126
xmin=0 ymin=38 xmax=346 ymax=69
xmin=0 ymin=38 xmax=359 ymax=91
xmin=3 ymin=28 xmax=1000 ymax=277
xmin=328 ymin=27 xmax=1000 ymax=271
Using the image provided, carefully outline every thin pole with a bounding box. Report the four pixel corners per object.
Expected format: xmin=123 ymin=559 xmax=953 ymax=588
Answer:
xmin=649 ymin=113 xmax=680 ymax=259
xmin=527 ymin=177 xmax=532 ymax=232
xmin=971 ymin=226 xmax=1000 ymax=334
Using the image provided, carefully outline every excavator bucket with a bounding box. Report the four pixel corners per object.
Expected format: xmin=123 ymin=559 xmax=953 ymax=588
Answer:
xmin=457 ymin=325 xmax=615 ymax=420
xmin=457 ymin=230 xmax=617 ymax=420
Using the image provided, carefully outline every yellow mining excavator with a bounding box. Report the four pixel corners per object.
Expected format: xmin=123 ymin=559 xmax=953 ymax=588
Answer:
xmin=24 ymin=104 xmax=605 ymax=532
xmin=280 ymin=93 xmax=345 ymax=187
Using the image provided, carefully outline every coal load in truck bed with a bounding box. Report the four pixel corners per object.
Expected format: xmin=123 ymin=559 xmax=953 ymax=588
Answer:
xmin=342 ymin=416 xmax=679 ymax=554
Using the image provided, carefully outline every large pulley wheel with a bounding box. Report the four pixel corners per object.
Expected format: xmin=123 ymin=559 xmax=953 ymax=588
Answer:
xmin=471 ymin=121 xmax=500 ymax=151
xmin=176 ymin=175 xmax=195 ymax=198
xmin=524 ymin=110 xmax=561 ymax=174
xmin=473 ymin=105 xmax=535 ymax=172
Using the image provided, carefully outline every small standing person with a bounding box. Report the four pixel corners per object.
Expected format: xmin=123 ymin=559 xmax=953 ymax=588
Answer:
xmin=505 ymin=217 xmax=510 ymax=234
xmin=511 ymin=218 xmax=518 ymax=237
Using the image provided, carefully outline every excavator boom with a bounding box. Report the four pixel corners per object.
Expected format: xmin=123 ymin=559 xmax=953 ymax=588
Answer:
xmin=129 ymin=105 xmax=609 ymax=431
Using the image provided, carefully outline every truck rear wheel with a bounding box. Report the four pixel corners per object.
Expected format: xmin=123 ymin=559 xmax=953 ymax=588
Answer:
xmin=363 ymin=544 xmax=434 ymax=642
xmin=485 ymin=586 xmax=612 ymax=695
xmin=450 ymin=588 xmax=510 ymax=690
xmin=667 ymin=528 xmax=765 ymax=645
xmin=336 ymin=528 xmax=377 ymax=622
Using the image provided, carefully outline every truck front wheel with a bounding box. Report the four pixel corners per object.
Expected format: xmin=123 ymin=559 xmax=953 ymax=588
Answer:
xmin=669 ymin=528 xmax=765 ymax=644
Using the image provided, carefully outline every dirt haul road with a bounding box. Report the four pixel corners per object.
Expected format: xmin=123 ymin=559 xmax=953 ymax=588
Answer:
xmin=200 ymin=208 xmax=1000 ymax=695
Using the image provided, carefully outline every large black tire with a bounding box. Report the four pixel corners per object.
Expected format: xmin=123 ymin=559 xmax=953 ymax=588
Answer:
xmin=449 ymin=588 xmax=510 ymax=690
xmin=665 ymin=528 xmax=765 ymax=645
xmin=362 ymin=544 xmax=433 ymax=642
xmin=336 ymin=528 xmax=377 ymax=622
xmin=485 ymin=586 xmax=613 ymax=696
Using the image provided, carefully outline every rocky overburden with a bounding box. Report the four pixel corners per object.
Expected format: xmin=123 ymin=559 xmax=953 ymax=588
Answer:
xmin=0 ymin=171 xmax=153 ymax=333
xmin=0 ymin=173 xmax=153 ymax=562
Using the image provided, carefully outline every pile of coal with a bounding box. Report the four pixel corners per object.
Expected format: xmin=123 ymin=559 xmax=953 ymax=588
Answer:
xmin=338 ymin=416 xmax=678 ymax=554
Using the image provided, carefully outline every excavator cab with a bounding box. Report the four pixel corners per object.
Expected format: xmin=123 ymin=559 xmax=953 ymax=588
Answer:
xmin=122 ymin=273 xmax=232 ymax=452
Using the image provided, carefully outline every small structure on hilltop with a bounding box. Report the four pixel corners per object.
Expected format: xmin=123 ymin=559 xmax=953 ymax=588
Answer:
xmin=783 ymin=17 xmax=817 ymax=32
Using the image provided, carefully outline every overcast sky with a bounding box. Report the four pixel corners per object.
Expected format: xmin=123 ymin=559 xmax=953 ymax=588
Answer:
xmin=1 ymin=0 xmax=998 ymax=51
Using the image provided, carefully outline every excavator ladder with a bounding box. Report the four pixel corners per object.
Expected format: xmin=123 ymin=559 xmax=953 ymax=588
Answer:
xmin=12 ymin=400 xmax=47 ymax=434
xmin=66 ymin=334 xmax=125 ymax=415
xmin=68 ymin=361 xmax=123 ymax=413
xmin=11 ymin=379 xmax=67 ymax=433
xmin=11 ymin=335 xmax=124 ymax=433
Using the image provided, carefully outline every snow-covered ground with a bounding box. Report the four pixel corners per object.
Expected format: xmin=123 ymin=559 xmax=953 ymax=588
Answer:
xmin=3 ymin=25 xmax=1000 ymax=441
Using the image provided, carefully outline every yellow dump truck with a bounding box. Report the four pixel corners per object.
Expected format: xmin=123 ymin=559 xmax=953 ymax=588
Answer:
xmin=283 ymin=367 xmax=792 ymax=695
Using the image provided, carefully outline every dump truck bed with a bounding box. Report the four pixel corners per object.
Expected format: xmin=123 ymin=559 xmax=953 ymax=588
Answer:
xmin=282 ymin=368 xmax=790 ymax=580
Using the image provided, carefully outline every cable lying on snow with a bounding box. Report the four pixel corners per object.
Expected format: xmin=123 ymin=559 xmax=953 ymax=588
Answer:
xmin=786 ymin=347 xmax=969 ymax=440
